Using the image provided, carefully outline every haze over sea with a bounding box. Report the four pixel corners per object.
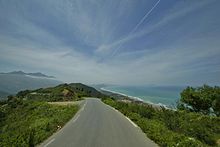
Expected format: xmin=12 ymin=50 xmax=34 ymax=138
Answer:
xmin=102 ymin=85 xmax=185 ymax=108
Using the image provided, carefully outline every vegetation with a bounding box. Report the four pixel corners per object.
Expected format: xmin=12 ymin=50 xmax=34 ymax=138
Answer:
xmin=103 ymin=87 xmax=220 ymax=147
xmin=68 ymin=83 xmax=106 ymax=98
xmin=16 ymin=83 xmax=105 ymax=102
xmin=0 ymin=97 xmax=78 ymax=146
xmin=0 ymin=83 xmax=106 ymax=146
xmin=1 ymin=83 xmax=219 ymax=146
xmin=16 ymin=84 xmax=78 ymax=102
xmin=178 ymin=85 xmax=220 ymax=116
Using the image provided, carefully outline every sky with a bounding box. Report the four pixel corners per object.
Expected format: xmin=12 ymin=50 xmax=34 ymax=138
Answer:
xmin=0 ymin=0 xmax=220 ymax=86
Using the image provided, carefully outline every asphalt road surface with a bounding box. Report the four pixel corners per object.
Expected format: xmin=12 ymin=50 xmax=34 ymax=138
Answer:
xmin=40 ymin=98 xmax=157 ymax=147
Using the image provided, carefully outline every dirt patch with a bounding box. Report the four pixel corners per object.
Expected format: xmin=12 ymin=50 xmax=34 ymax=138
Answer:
xmin=48 ymin=100 xmax=83 ymax=106
xmin=48 ymin=101 xmax=76 ymax=106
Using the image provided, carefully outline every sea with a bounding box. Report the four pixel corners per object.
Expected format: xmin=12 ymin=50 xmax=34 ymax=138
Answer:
xmin=101 ymin=85 xmax=186 ymax=108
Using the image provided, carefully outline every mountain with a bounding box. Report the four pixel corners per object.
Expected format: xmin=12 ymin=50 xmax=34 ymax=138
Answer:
xmin=0 ymin=71 xmax=62 ymax=99
xmin=69 ymin=83 xmax=105 ymax=98
xmin=7 ymin=71 xmax=26 ymax=75
xmin=27 ymin=72 xmax=55 ymax=78
xmin=16 ymin=83 xmax=106 ymax=101
xmin=1 ymin=71 xmax=55 ymax=78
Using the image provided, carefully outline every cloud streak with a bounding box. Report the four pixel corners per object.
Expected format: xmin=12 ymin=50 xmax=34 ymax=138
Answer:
xmin=0 ymin=0 xmax=220 ymax=86
xmin=97 ymin=0 xmax=216 ymax=55
xmin=111 ymin=0 xmax=161 ymax=56
xmin=130 ymin=0 xmax=161 ymax=34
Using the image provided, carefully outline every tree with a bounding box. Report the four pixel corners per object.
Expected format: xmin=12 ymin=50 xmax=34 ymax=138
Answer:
xmin=17 ymin=90 xmax=31 ymax=98
xmin=212 ymin=96 xmax=220 ymax=116
xmin=179 ymin=85 xmax=220 ymax=115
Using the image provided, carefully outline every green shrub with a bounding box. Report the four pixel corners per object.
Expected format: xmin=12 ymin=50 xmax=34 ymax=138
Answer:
xmin=0 ymin=100 xmax=78 ymax=146
xmin=179 ymin=85 xmax=220 ymax=116
xmin=103 ymin=98 xmax=220 ymax=146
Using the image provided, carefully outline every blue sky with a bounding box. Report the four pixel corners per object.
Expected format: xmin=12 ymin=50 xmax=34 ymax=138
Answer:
xmin=0 ymin=0 xmax=220 ymax=86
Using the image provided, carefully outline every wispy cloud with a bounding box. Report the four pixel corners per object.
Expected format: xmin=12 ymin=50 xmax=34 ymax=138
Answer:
xmin=96 ymin=0 xmax=216 ymax=55
xmin=110 ymin=0 xmax=161 ymax=57
xmin=0 ymin=0 xmax=220 ymax=85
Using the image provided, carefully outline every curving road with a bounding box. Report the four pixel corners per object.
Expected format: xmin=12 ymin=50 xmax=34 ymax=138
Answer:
xmin=40 ymin=98 xmax=157 ymax=147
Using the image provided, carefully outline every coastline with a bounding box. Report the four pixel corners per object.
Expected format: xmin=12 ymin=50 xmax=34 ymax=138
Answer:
xmin=100 ymin=87 xmax=170 ymax=109
xmin=100 ymin=87 xmax=143 ymax=102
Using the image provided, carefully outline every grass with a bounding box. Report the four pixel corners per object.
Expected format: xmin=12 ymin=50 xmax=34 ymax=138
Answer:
xmin=0 ymin=99 xmax=79 ymax=146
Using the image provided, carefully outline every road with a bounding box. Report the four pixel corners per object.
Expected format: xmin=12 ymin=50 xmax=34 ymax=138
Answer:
xmin=40 ymin=98 xmax=157 ymax=147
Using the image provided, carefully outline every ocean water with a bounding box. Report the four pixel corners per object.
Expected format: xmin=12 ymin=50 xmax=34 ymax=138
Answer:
xmin=102 ymin=85 xmax=185 ymax=108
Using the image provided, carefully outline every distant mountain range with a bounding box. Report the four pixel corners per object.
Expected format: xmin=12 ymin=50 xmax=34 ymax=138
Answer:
xmin=0 ymin=71 xmax=62 ymax=99
xmin=0 ymin=71 xmax=55 ymax=78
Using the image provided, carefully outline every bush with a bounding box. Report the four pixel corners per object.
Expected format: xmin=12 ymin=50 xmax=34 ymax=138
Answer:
xmin=0 ymin=100 xmax=79 ymax=146
xmin=179 ymin=85 xmax=220 ymax=115
xmin=103 ymin=98 xmax=220 ymax=146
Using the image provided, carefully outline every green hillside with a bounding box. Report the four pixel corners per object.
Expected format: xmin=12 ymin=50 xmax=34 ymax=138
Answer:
xmin=0 ymin=99 xmax=78 ymax=146
xmin=0 ymin=83 xmax=106 ymax=146
xmin=68 ymin=83 xmax=105 ymax=98
xmin=15 ymin=83 xmax=105 ymax=102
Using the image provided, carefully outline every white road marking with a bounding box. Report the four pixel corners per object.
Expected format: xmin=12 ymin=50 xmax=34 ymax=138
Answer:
xmin=44 ymin=138 xmax=55 ymax=147
xmin=81 ymin=106 xmax=84 ymax=111
xmin=107 ymin=105 xmax=114 ymax=110
xmin=126 ymin=117 xmax=138 ymax=128
xmin=73 ymin=114 xmax=80 ymax=123
xmin=83 ymin=101 xmax=87 ymax=109
xmin=72 ymin=100 xmax=87 ymax=123
xmin=114 ymin=108 xmax=119 ymax=112
xmin=109 ymin=105 xmax=119 ymax=112
xmin=43 ymin=101 xmax=87 ymax=146
xmin=107 ymin=104 xmax=138 ymax=128
xmin=80 ymin=101 xmax=87 ymax=112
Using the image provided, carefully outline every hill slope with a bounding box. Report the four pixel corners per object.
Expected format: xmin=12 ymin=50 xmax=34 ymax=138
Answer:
xmin=69 ymin=83 xmax=105 ymax=98
xmin=16 ymin=83 xmax=106 ymax=102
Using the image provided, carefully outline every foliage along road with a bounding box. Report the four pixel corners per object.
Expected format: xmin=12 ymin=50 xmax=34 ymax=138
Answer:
xmin=40 ymin=98 xmax=157 ymax=147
